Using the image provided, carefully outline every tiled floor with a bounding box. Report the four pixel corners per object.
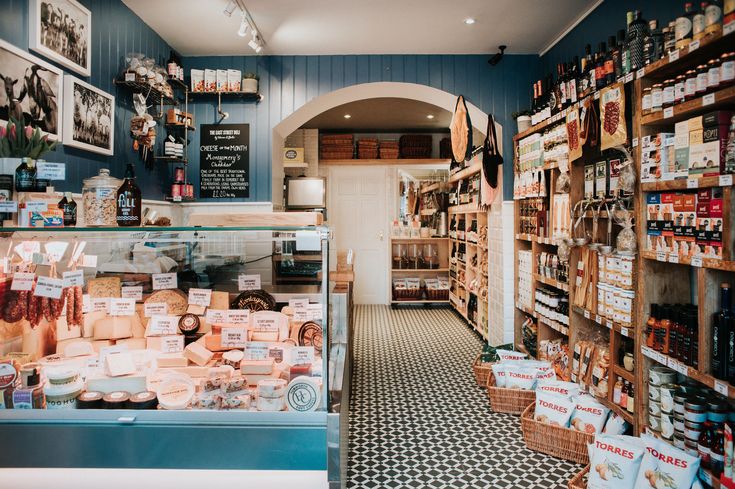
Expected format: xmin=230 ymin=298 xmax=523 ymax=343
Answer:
xmin=348 ymin=305 xmax=582 ymax=488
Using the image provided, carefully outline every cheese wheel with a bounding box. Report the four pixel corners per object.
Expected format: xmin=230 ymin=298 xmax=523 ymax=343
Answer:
xmin=257 ymin=378 xmax=287 ymax=398
xmin=285 ymin=376 xmax=321 ymax=412
xmin=88 ymin=277 xmax=121 ymax=298
xmin=256 ymin=394 xmax=284 ymax=412
xmin=146 ymin=289 xmax=188 ymax=316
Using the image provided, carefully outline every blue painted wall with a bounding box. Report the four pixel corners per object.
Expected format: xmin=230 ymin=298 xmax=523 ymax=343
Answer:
xmin=182 ymin=54 xmax=541 ymax=202
xmin=0 ymin=0 xmax=174 ymax=198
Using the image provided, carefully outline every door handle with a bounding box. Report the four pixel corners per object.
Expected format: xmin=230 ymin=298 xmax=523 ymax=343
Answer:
xmin=378 ymin=231 xmax=384 ymax=241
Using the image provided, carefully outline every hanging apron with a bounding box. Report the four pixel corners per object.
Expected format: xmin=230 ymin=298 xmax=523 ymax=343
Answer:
xmin=481 ymin=113 xmax=502 ymax=206
xmin=450 ymin=95 xmax=472 ymax=163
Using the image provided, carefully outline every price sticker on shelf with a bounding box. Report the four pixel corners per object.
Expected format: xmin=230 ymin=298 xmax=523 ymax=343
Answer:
xmin=688 ymin=40 xmax=700 ymax=52
xmin=152 ymin=273 xmax=177 ymax=290
xmin=642 ymin=346 xmax=656 ymax=360
xmin=632 ymin=137 xmax=639 ymax=147
xmin=34 ymin=276 xmax=64 ymax=299
xmin=703 ymin=93 xmax=715 ymax=106
xmin=121 ymin=286 xmax=143 ymax=301
xmin=663 ymin=107 xmax=674 ymax=118
xmin=656 ymin=251 xmax=667 ymax=262
xmin=238 ymin=274 xmax=261 ymax=291
xmin=691 ymin=256 xmax=703 ymax=267
xmin=668 ymin=254 xmax=679 ymax=264
xmin=595 ymin=315 xmax=601 ymax=324
xmin=719 ymin=175 xmax=733 ymax=187
xmin=636 ymin=68 xmax=646 ymax=79
xmin=221 ymin=327 xmax=247 ymax=348
xmin=715 ymin=380 xmax=729 ymax=396
xmin=621 ymin=327 xmax=629 ymax=337
xmin=669 ymin=50 xmax=680 ymax=62
xmin=110 ymin=298 xmax=136 ymax=316
xmin=148 ymin=316 xmax=179 ymax=336
xmin=625 ymin=72 xmax=634 ymax=83
xmin=62 ymin=270 xmax=84 ymax=288
xmin=188 ymin=288 xmax=212 ymax=307
xmin=724 ymin=20 xmax=735 ymax=36
xmin=0 ymin=201 xmax=18 ymax=213
xmin=594 ymin=91 xmax=600 ymax=100
xmin=606 ymin=319 xmax=613 ymax=329
xmin=11 ymin=272 xmax=35 ymax=291
xmin=583 ymin=309 xmax=590 ymax=319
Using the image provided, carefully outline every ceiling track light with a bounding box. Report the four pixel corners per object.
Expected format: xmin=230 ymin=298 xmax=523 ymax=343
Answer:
xmin=225 ymin=1 xmax=266 ymax=53
xmin=223 ymin=0 xmax=237 ymax=17
xmin=237 ymin=14 xmax=249 ymax=37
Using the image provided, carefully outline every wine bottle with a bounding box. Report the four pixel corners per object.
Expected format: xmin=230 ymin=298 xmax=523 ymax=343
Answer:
xmin=713 ymin=282 xmax=732 ymax=380
xmin=116 ymin=164 xmax=142 ymax=227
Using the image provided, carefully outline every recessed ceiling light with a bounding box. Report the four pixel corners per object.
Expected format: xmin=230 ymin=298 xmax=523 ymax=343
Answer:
xmin=344 ymin=114 xmax=351 ymax=119
xmin=464 ymin=17 xmax=476 ymax=25
xmin=426 ymin=114 xmax=435 ymax=119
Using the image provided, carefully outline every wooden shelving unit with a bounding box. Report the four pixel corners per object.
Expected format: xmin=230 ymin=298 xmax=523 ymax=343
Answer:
xmin=390 ymin=237 xmax=450 ymax=305
xmin=320 ymin=158 xmax=451 ymax=166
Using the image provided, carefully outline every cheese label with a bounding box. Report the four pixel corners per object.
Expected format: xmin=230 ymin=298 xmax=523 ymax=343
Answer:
xmin=121 ymin=286 xmax=143 ymax=300
xmin=25 ymin=201 xmax=47 ymax=212
xmin=144 ymin=302 xmax=168 ymax=317
xmin=82 ymin=294 xmax=91 ymax=313
xmin=110 ymin=298 xmax=136 ymax=316
xmin=98 ymin=344 xmax=129 ymax=363
xmin=81 ymin=254 xmax=97 ymax=268
xmin=161 ymin=335 xmax=184 ymax=353
xmin=11 ymin=272 xmax=35 ymax=291
xmin=0 ymin=201 xmax=17 ymax=213
xmin=306 ymin=304 xmax=323 ymax=320
xmin=205 ymin=309 xmax=228 ymax=325
xmin=245 ymin=342 xmax=269 ymax=360
xmin=715 ymin=380 xmax=729 ymax=396
xmin=227 ymin=309 xmax=250 ymax=325
xmin=34 ymin=276 xmax=64 ymax=299
xmin=188 ymin=288 xmax=212 ymax=307
xmin=149 ymin=315 xmax=179 ymax=335
xmin=291 ymin=346 xmax=315 ymax=365
xmin=152 ymin=272 xmax=177 ymax=290
xmin=289 ymin=298 xmax=309 ymax=310
xmin=91 ymin=298 xmax=110 ymax=313
xmin=62 ymin=270 xmax=84 ymax=287
xmin=252 ymin=315 xmax=279 ymax=333
xmin=238 ymin=274 xmax=261 ymax=291
xmin=221 ymin=327 xmax=247 ymax=348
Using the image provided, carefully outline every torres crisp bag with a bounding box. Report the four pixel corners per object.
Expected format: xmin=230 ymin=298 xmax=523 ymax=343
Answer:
xmin=534 ymin=391 xmax=574 ymax=427
xmin=588 ymin=434 xmax=645 ymax=489
xmin=633 ymin=434 xmax=700 ymax=489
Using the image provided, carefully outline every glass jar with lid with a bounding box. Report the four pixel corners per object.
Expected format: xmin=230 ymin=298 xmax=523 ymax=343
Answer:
xmin=685 ymin=69 xmax=698 ymax=100
xmin=642 ymin=87 xmax=652 ymax=115
xmin=707 ymin=58 xmax=721 ymax=92
xmin=662 ymin=79 xmax=675 ymax=108
xmin=696 ymin=64 xmax=709 ymax=95
xmin=720 ymin=52 xmax=734 ymax=87
xmin=651 ymin=83 xmax=663 ymax=112
xmin=82 ymin=168 xmax=122 ymax=227
xmin=674 ymin=74 xmax=686 ymax=104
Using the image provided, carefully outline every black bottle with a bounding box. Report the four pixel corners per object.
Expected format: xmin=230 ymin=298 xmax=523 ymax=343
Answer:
xmin=116 ymin=164 xmax=142 ymax=226
xmin=14 ymin=157 xmax=35 ymax=192
xmin=58 ymin=192 xmax=77 ymax=226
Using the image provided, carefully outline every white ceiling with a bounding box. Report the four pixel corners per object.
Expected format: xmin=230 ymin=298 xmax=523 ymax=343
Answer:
xmin=123 ymin=0 xmax=602 ymax=56
xmin=302 ymin=98 xmax=452 ymax=131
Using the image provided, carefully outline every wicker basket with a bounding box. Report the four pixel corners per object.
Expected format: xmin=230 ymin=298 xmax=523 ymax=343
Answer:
xmin=486 ymin=372 xmax=536 ymax=415
xmin=520 ymin=403 xmax=594 ymax=464
xmin=472 ymin=355 xmax=492 ymax=387
xmin=568 ymin=465 xmax=589 ymax=489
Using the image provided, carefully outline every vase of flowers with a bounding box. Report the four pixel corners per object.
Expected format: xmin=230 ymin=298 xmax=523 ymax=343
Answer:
xmin=0 ymin=117 xmax=57 ymax=179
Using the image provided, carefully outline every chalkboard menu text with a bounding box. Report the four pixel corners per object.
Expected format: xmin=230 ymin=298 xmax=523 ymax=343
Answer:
xmin=199 ymin=124 xmax=250 ymax=199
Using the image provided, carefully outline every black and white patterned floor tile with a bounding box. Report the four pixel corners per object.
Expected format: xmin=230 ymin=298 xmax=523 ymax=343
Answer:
xmin=348 ymin=305 xmax=582 ymax=489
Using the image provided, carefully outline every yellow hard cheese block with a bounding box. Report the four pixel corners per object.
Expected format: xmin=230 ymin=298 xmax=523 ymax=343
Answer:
xmin=156 ymin=353 xmax=189 ymax=368
xmin=184 ymin=342 xmax=213 ymax=367
xmin=241 ymin=358 xmax=274 ymax=375
xmin=104 ymin=352 xmax=136 ymax=377
xmin=115 ymin=338 xmax=147 ymax=350
xmin=93 ymin=317 xmax=133 ymax=340
xmin=210 ymin=291 xmax=230 ymax=310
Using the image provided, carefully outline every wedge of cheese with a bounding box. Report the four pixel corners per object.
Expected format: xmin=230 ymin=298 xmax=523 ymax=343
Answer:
xmin=104 ymin=352 xmax=136 ymax=377
xmin=184 ymin=342 xmax=213 ymax=367
xmin=93 ymin=316 xmax=133 ymax=340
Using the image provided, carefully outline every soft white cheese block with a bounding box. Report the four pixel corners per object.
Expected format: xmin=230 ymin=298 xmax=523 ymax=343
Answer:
xmin=86 ymin=372 xmax=147 ymax=394
xmin=93 ymin=317 xmax=133 ymax=340
xmin=55 ymin=337 xmax=92 ymax=357
xmin=56 ymin=317 xmax=81 ymax=342
xmin=257 ymin=378 xmax=287 ymax=398
xmin=91 ymin=340 xmax=113 ymax=353
xmin=83 ymin=311 xmax=107 ymax=338
xmin=63 ymin=339 xmax=95 ymax=358
xmin=246 ymin=373 xmax=280 ymax=387
xmin=147 ymin=335 xmax=183 ymax=352
xmin=241 ymin=358 xmax=274 ymax=375
xmin=104 ymin=352 xmax=136 ymax=377
xmin=156 ymin=353 xmax=189 ymax=368
xmin=115 ymin=338 xmax=147 ymax=350
xmin=184 ymin=342 xmax=213 ymax=367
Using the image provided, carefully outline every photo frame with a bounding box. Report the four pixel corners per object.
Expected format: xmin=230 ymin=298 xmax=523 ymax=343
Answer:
xmin=29 ymin=0 xmax=91 ymax=77
xmin=0 ymin=38 xmax=63 ymax=141
xmin=62 ymin=75 xmax=114 ymax=155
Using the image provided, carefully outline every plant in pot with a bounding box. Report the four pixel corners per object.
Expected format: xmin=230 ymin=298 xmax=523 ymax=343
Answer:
xmin=0 ymin=117 xmax=58 ymax=190
xmin=242 ymin=73 xmax=259 ymax=94
xmin=511 ymin=110 xmax=532 ymax=133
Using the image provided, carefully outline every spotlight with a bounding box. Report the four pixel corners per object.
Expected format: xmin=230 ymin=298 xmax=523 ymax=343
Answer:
xmin=248 ymin=38 xmax=259 ymax=50
xmin=488 ymin=45 xmax=507 ymax=66
xmin=343 ymin=114 xmax=351 ymax=119
xmin=254 ymin=44 xmax=263 ymax=53
xmin=223 ymin=0 xmax=237 ymax=17
xmin=463 ymin=18 xmax=476 ymax=25
xmin=237 ymin=15 xmax=249 ymax=37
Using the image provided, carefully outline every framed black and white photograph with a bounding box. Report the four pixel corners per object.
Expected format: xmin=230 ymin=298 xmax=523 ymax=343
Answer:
xmin=0 ymin=38 xmax=63 ymax=141
xmin=29 ymin=0 xmax=91 ymax=77
xmin=62 ymin=75 xmax=114 ymax=155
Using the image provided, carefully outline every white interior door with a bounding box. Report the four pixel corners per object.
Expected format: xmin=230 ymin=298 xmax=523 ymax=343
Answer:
xmin=328 ymin=166 xmax=388 ymax=304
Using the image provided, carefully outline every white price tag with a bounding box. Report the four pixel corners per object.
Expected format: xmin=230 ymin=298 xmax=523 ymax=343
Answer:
xmin=188 ymin=288 xmax=212 ymax=307
xmin=703 ymin=93 xmax=715 ymax=106
xmin=152 ymin=273 xmax=177 ymax=290
xmin=36 ymin=162 xmax=66 ymax=180
xmin=144 ymin=302 xmax=168 ymax=317
xmin=124 ymin=72 xmax=136 ymax=82
xmin=290 ymin=346 xmax=315 ymax=365
xmin=110 ymin=298 xmax=135 ymax=316
xmin=595 ymin=315 xmax=601 ymax=324
xmin=81 ymin=254 xmax=97 ymax=268
xmin=606 ymin=319 xmax=613 ymax=329
xmin=25 ymin=201 xmax=48 ymax=212
xmin=691 ymin=256 xmax=703 ymax=267
xmin=226 ymin=309 xmax=250 ymax=325
xmin=625 ymin=72 xmax=634 ymax=83
xmin=91 ymin=298 xmax=110 ymax=313
xmin=31 ymin=253 xmax=50 ymax=266
xmin=294 ymin=308 xmax=309 ymax=322
xmin=669 ymin=50 xmax=680 ymax=62
xmin=715 ymin=380 xmax=729 ymax=396
xmin=34 ymin=276 xmax=64 ymax=299
xmin=719 ymin=175 xmax=733 ymax=187
xmin=0 ymin=201 xmax=18 ymax=213
xmin=244 ymin=342 xmax=269 ymax=361
xmin=11 ymin=272 xmax=35 ymax=291
xmin=148 ymin=315 xmax=179 ymax=336
xmin=594 ymin=91 xmax=600 ymax=100
xmin=632 ymin=137 xmax=639 ymax=147
xmin=637 ymin=68 xmax=646 ymax=79
xmin=669 ymin=254 xmax=680 ymax=264
xmin=172 ymin=195 xmax=182 ymax=203
xmin=621 ymin=327 xmax=629 ymax=337
xmin=306 ymin=303 xmax=323 ymax=320
xmin=160 ymin=336 xmax=184 ymax=354
xmin=672 ymin=359 xmax=688 ymax=376
xmin=583 ymin=310 xmax=590 ymax=319
xmin=121 ymin=286 xmax=143 ymax=301
xmin=725 ymin=20 xmax=735 ymax=36
xmin=81 ymin=294 xmax=91 ymax=313
xmin=642 ymin=346 xmax=656 ymax=360
xmin=663 ymin=107 xmax=674 ymax=119
xmin=688 ymin=40 xmax=700 ymax=51
xmin=289 ymin=298 xmax=309 ymax=310
xmin=205 ymin=309 xmax=228 ymax=325
xmin=656 ymin=251 xmax=667 ymax=262
xmin=221 ymin=327 xmax=247 ymax=348
xmin=62 ymin=270 xmax=84 ymax=287
xmin=238 ymin=274 xmax=261 ymax=291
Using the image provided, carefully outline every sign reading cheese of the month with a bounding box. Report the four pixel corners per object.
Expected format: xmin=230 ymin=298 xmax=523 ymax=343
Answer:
xmin=200 ymin=124 xmax=250 ymax=199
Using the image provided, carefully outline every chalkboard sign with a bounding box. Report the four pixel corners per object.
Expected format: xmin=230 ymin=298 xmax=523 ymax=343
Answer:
xmin=199 ymin=124 xmax=250 ymax=199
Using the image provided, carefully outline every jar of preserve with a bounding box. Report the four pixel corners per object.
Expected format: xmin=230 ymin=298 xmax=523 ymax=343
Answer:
xmin=707 ymin=58 xmax=721 ymax=92
xmin=696 ymin=64 xmax=709 ymax=95
xmin=674 ymin=74 xmax=686 ymax=104
xmin=698 ymin=420 xmax=714 ymax=470
xmin=685 ymin=69 xmax=698 ymax=100
xmin=708 ymin=400 xmax=729 ymax=423
xmin=685 ymin=396 xmax=709 ymax=422
xmin=721 ymin=52 xmax=735 ymax=87
xmin=641 ymin=87 xmax=652 ymax=114
xmin=662 ymin=79 xmax=675 ymax=107
xmin=651 ymin=83 xmax=663 ymax=111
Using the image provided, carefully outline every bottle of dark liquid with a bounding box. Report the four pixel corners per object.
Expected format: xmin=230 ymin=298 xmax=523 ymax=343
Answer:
xmin=568 ymin=57 xmax=579 ymax=105
xmin=588 ymin=45 xmax=598 ymax=95
xmin=14 ymin=157 xmax=35 ymax=192
xmin=116 ymin=164 xmax=142 ymax=227
xmin=728 ymin=315 xmax=735 ymax=385
xmin=713 ymin=283 xmax=732 ymax=379
xmin=605 ymin=36 xmax=617 ymax=85
xmin=555 ymin=64 xmax=564 ymax=112
xmin=622 ymin=11 xmax=634 ymax=75
xmin=581 ymin=44 xmax=592 ymax=97
xmin=58 ymin=192 xmax=77 ymax=226
xmin=676 ymin=2 xmax=696 ymax=50
xmin=712 ymin=423 xmax=725 ymax=477
xmin=628 ymin=10 xmax=649 ymax=72
xmin=595 ymin=41 xmax=607 ymax=91
xmin=613 ymin=30 xmax=625 ymax=78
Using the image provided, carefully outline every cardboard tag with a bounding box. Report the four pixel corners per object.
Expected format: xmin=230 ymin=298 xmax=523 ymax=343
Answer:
xmin=238 ymin=274 xmax=261 ymax=291
xmin=62 ymin=270 xmax=84 ymax=287
xmin=583 ymin=310 xmax=590 ymax=319
xmin=91 ymin=298 xmax=110 ymax=313
xmin=632 ymin=137 xmax=638 ymax=147
xmin=82 ymin=294 xmax=91 ymax=313
xmin=715 ymin=380 xmax=729 ymax=396
xmin=686 ymin=178 xmax=699 ymax=188
xmin=291 ymin=346 xmax=315 ymax=365
xmin=11 ymin=272 xmax=35 ymax=291
xmin=152 ymin=273 xmax=177 ymax=290
xmin=227 ymin=309 xmax=250 ymax=325
xmin=668 ymin=254 xmax=679 ymax=264
xmin=34 ymin=276 xmax=64 ymax=299
xmin=306 ymin=303 xmax=323 ymax=320
xmin=244 ymin=342 xmax=269 ymax=360
xmin=188 ymin=288 xmax=212 ymax=307
xmin=0 ymin=201 xmax=17 ymax=213
xmin=663 ymin=107 xmax=674 ymax=119
xmin=205 ymin=309 xmax=228 ymax=325
xmin=221 ymin=327 xmax=247 ymax=348
xmin=691 ymin=256 xmax=703 ymax=267
xmin=25 ymin=201 xmax=47 ymax=212
xmin=625 ymin=72 xmax=634 ymax=83
xmin=703 ymin=93 xmax=715 ymax=106
xmin=160 ymin=336 xmax=184 ymax=354
xmin=149 ymin=315 xmax=179 ymax=336
xmin=144 ymin=302 xmax=168 ymax=317
xmin=719 ymin=175 xmax=733 ymax=187
xmin=606 ymin=319 xmax=613 ymax=329
xmin=121 ymin=286 xmax=143 ymax=300
xmin=36 ymin=162 xmax=66 ymax=180
xmin=110 ymin=298 xmax=136 ymax=316
xmin=669 ymin=49 xmax=679 ymax=62
xmin=289 ymin=298 xmax=309 ymax=310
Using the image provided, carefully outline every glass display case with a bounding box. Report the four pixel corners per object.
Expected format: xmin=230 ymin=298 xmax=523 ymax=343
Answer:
xmin=0 ymin=225 xmax=330 ymax=470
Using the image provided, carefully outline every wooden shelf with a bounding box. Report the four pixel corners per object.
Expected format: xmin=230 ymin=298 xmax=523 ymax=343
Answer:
xmin=598 ymin=396 xmax=636 ymax=425
xmin=641 ymin=174 xmax=734 ymax=192
xmin=641 ymin=251 xmax=735 ymax=272
xmin=448 ymin=203 xmax=481 ymax=213
xmin=165 ymin=122 xmax=195 ymax=131
xmin=515 ymin=234 xmax=556 ymax=245
xmin=612 ymin=365 xmax=635 ymax=384
xmin=516 ymin=303 xmax=536 ymax=317
xmin=448 ymin=162 xmax=482 ymax=182
xmin=641 ymin=85 xmax=735 ymax=126
xmin=391 ymin=268 xmax=449 ymax=273
xmin=321 ymin=158 xmax=450 ymax=166
xmin=284 ymin=162 xmax=309 ymax=169
xmin=537 ymin=316 xmax=569 ymax=336
xmin=390 ymin=237 xmax=449 ymax=242
xmin=642 ymin=346 xmax=735 ymax=399
xmin=534 ymin=273 xmax=569 ymax=292
xmin=420 ymin=182 xmax=441 ymax=194
xmin=572 ymin=305 xmax=634 ymax=337
xmin=189 ymin=91 xmax=262 ymax=102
